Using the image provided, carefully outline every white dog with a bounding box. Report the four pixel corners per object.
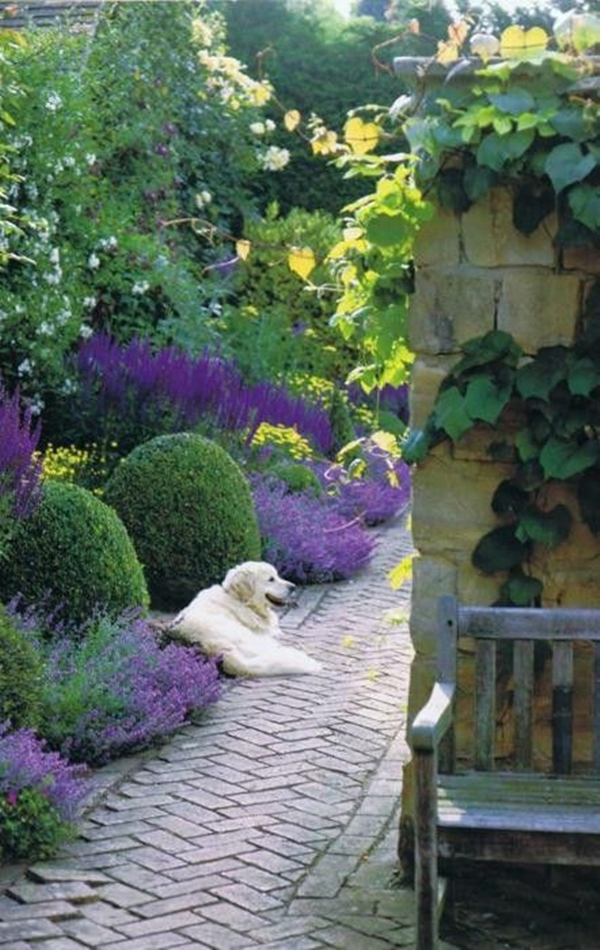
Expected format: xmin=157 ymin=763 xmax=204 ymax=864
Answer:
xmin=168 ymin=562 xmax=321 ymax=677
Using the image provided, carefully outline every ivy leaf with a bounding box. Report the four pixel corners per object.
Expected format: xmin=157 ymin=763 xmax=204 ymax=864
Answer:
xmin=491 ymin=479 xmax=529 ymax=516
xmin=500 ymin=570 xmax=543 ymax=607
xmin=550 ymin=107 xmax=589 ymax=143
xmin=344 ymin=116 xmax=380 ymax=156
xmin=401 ymin=426 xmax=436 ymax=465
xmin=568 ymin=358 xmax=599 ymax=397
xmin=476 ymin=128 xmax=535 ymax=172
xmin=539 ymin=436 xmax=599 ymax=479
xmin=488 ymin=88 xmax=536 ymax=115
xmin=545 ymin=143 xmax=597 ymax=194
xmin=578 ymin=467 xmax=600 ymax=535
xmin=568 ymin=185 xmax=600 ymax=232
xmin=515 ymin=504 xmax=572 ymax=547
xmin=499 ymin=25 xmax=548 ymax=59
xmin=464 ymin=375 xmax=512 ymax=425
xmin=432 ymin=386 xmax=472 ymax=441
xmin=513 ymin=182 xmax=555 ymax=235
xmin=515 ymin=459 xmax=545 ymax=492
xmin=365 ymin=213 xmax=410 ymax=248
xmin=515 ymin=347 xmax=568 ymax=401
xmin=472 ymin=525 xmax=532 ymax=574
xmin=463 ymin=164 xmax=496 ymax=202
xmin=453 ymin=330 xmax=521 ymax=376
xmin=515 ymin=429 xmax=540 ymax=462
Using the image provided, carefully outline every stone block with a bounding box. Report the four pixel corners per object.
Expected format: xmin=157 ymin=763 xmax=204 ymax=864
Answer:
xmin=462 ymin=188 xmax=557 ymax=268
xmin=408 ymin=266 xmax=497 ymax=355
xmin=409 ymin=555 xmax=457 ymax=656
xmin=497 ymin=269 xmax=582 ymax=352
xmin=411 ymin=452 xmax=510 ymax=554
xmin=408 ymin=357 xmax=453 ymax=429
xmin=413 ymin=208 xmax=460 ymax=267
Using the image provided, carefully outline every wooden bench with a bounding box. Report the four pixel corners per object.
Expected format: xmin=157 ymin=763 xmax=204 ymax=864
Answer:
xmin=410 ymin=595 xmax=600 ymax=950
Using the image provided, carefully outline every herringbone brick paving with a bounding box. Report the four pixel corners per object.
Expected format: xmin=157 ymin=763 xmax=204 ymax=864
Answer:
xmin=0 ymin=515 xmax=430 ymax=949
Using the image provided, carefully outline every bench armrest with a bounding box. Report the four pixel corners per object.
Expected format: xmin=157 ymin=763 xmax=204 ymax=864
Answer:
xmin=410 ymin=681 xmax=455 ymax=752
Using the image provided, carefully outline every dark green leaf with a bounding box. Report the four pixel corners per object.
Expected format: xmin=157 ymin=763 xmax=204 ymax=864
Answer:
xmin=515 ymin=504 xmax=572 ymax=547
xmin=464 ymin=374 xmax=512 ymax=425
xmin=433 ymin=386 xmax=473 ymax=442
xmin=578 ymin=467 xmax=600 ymax=535
xmin=401 ymin=427 xmax=434 ymax=465
xmin=476 ymin=128 xmax=535 ymax=171
xmin=568 ymin=185 xmax=600 ymax=232
xmin=545 ymin=143 xmax=597 ymax=194
xmin=488 ymin=88 xmax=536 ymax=115
xmin=491 ymin=480 xmax=529 ymax=516
xmin=515 ymin=459 xmax=545 ymax=491
xmin=463 ymin=164 xmax=496 ymax=202
xmin=539 ymin=437 xmax=599 ymax=479
xmin=568 ymin=358 xmax=599 ymax=397
xmin=513 ymin=182 xmax=555 ymax=235
xmin=515 ymin=429 xmax=540 ymax=462
xmin=550 ymin=107 xmax=590 ymax=143
xmin=436 ymin=168 xmax=471 ymax=213
xmin=453 ymin=330 xmax=521 ymax=376
xmin=472 ymin=525 xmax=532 ymax=574
xmin=515 ymin=347 xmax=569 ymax=401
xmin=500 ymin=570 xmax=543 ymax=607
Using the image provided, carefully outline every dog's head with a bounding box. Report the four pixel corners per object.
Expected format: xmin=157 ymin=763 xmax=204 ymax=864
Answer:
xmin=223 ymin=561 xmax=295 ymax=618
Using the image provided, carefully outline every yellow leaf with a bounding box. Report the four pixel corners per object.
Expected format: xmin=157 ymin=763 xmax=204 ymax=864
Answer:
xmin=311 ymin=128 xmax=339 ymax=156
xmin=436 ymin=38 xmax=460 ymax=65
xmin=387 ymin=554 xmax=413 ymax=591
xmin=284 ymin=109 xmax=301 ymax=132
xmin=344 ymin=117 xmax=380 ymax=156
xmin=448 ymin=19 xmax=469 ymax=46
xmin=371 ymin=429 xmax=398 ymax=454
xmin=236 ymin=239 xmax=251 ymax=261
xmin=500 ymin=25 xmax=548 ymax=59
xmin=343 ymin=226 xmax=363 ymax=241
xmin=288 ymin=246 xmax=316 ymax=280
xmin=341 ymin=636 xmax=356 ymax=649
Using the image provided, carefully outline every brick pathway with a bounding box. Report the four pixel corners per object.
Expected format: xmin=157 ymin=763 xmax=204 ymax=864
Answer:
xmin=0 ymin=515 xmax=436 ymax=949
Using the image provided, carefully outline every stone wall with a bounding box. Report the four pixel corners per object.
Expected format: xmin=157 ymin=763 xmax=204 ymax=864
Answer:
xmin=401 ymin=190 xmax=600 ymax=846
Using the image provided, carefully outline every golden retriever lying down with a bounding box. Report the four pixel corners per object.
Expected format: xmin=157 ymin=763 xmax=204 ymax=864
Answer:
xmin=168 ymin=562 xmax=322 ymax=677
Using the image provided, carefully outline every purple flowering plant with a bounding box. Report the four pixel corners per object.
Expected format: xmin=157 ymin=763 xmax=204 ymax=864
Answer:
xmin=0 ymin=384 xmax=42 ymax=555
xmin=252 ymin=474 xmax=377 ymax=584
xmin=33 ymin=609 xmax=222 ymax=766
xmin=64 ymin=333 xmax=332 ymax=461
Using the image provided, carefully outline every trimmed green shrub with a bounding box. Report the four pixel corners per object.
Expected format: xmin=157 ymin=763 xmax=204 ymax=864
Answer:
xmin=104 ymin=433 xmax=261 ymax=610
xmin=329 ymin=389 xmax=356 ymax=455
xmin=0 ymin=606 xmax=44 ymax=729
xmin=0 ymin=481 xmax=149 ymax=626
xmin=269 ymin=462 xmax=322 ymax=497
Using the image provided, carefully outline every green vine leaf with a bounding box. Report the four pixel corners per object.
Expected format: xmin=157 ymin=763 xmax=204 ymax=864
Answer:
xmin=568 ymin=357 xmax=599 ymax=397
xmin=544 ymin=142 xmax=597 ymax=193
xmin=488 ymin=88 xmax=536 ymax=115
xmin=539 ymin=436 xmax=599 ymax=479
xmin=500 ymin=569 xmax=543 ymax=607
xmin=432 ymin=386 xmax=473 ymax=441
xmin=568 ymin=185 xmax=600 ymax=232
xmin=364 ymin=213 xmax=411 ymax=248
xmin=472 ymin=525 xmax=532 ymax=574
xmin=464 ymin=375 xmax=512 ymax=424
xmin=491 ymin=479 xmax=530 ymax=516
xmin=515 ymin=428 xmax=540 ymax=462
xmin=515 ymin=504 xmax=572 ymax=547
xmin=476 ymin=128 xmax=535 ymax=172
xmin=515 ymin=347 xmax=568 ymax=401
xmin=453 ymin=330 xmax=521 ymax=375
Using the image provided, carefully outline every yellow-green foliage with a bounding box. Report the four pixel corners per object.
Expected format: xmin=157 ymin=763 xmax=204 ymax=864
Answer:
xmin=0 ymin=605 xmax=44 ymax=730
xmin=41 ymin=443 xmax=113 ymax=495
xmin=251 ymin=423 xmax=315 ymax=461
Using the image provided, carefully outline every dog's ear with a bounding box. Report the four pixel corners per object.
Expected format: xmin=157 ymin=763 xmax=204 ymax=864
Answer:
xmin=223 ymin=566 xmax=255 ymax=603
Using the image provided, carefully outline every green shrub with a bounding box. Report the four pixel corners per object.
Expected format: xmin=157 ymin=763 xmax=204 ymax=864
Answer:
xmin=0 ymin=606 xmax=44 ymax=730
xmin=269 ymin=462 xmax=322 ymax=497
xmin=104 ymin=433 xmax=261 ymax=610
xmin=0 ymin=787 xmax=69 ymax=863
xmin=0 ymin=481 xmax=149 ymax=626
xmin=329 ymin=388 xmax=356 ymax=455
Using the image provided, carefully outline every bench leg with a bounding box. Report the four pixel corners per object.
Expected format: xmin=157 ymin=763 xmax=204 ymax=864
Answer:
xmin=414 ymin=749 xmax=439 ymax=950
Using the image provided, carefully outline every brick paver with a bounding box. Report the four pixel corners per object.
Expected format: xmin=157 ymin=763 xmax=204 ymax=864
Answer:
xmin=0 ymin=515 xmax=432 ymax=948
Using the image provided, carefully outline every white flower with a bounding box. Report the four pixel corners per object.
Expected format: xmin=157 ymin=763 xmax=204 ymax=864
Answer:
xmin=85 ymin=153 xmax=97 ymax=166
xmin=44 ymin=268 xmax=62 ymax=285
xmin=79 ymin=324 xmax=93 ymax=339
xmin=56 ymin=308 xmax=71 ymax=325
xmin=265 ymin=119 xmax=276 ymax=132
xmin=61 ymin=378 xmax=77 ymax=395
xmin=49 ymin=247 xmax=60 ymax=264
xmin=63 ymin=156 xmax=75 ymax=168
xmin=195 ymin=190 xmax=212 ymax=209
xmin=37 ymin=321 xmax=54 ymax=336
xmin=97 ymin=236 xmax=118 ymax=251
xmin=132 ymin=280 xmax=150 ymax=296
xmin=250 ymin=121 xmax=266 ymax=136
xmin=45 ymin=92 xmax=63 ymax=112
xmin=260 ymin=146 xmax=290 ymax=172
xmin=29 ymin=395 xmax=45 ymax=416
xmin=17 ymin=358 xmax=33 ymax=376
xmin=88 ymin=252 xmax=100 ymax=270
xmin=83 ymin=296 xmax=97 ymax=309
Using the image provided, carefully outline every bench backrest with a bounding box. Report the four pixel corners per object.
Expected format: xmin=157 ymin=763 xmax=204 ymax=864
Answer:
xmin=437 ymin=596 xmax=600 ymax=775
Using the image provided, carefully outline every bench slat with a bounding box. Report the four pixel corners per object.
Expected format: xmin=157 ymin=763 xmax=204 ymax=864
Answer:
xmin=461 ymin=606 xmax=600 ymax=640
xmin=475 ymin=640 xmax=495 ymax=770
xmin=513 ymin=640 xmax=534 ymax=769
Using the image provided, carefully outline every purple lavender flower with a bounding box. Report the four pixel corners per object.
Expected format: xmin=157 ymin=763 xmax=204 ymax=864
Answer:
xmin=74 ymin=333 xmax=332 ymax=454
xmin=39 ymin=611 xmax=222 ymax=766
xmin=0 ymin=383 xmax=42 ymax=521
xmin=251 ymin=474 xmax=376 ymax=584
xmin=0 ymin=722 xmax=87 ymax=821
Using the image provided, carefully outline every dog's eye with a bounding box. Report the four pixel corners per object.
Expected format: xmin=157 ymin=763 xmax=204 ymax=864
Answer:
xmin=269 ymin=576 xmax=275 ymax=582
